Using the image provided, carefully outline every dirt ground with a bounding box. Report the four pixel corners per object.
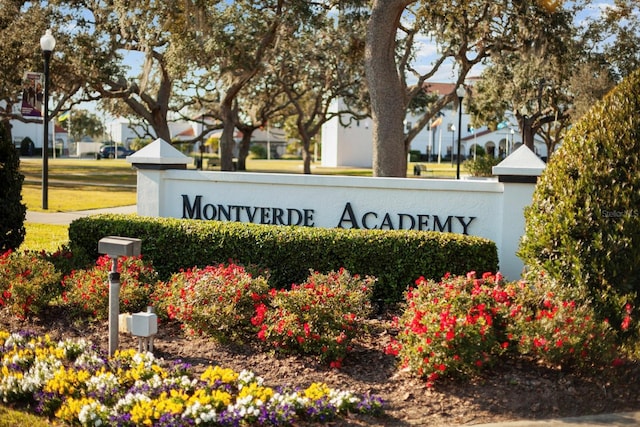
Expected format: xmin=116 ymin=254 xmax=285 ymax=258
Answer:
xmin=4 ymin=311 xmax=640 ymax=426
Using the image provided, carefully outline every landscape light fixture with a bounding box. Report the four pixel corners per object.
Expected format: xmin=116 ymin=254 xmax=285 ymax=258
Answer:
xmin=40 ymin=29 xmax=56 ymax=210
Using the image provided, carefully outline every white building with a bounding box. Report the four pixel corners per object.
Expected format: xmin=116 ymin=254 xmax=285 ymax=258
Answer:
xmin=10 ymin=116 xmax=69 ymax=156
xmin=321 ymin=83 xmax=549 ymax=168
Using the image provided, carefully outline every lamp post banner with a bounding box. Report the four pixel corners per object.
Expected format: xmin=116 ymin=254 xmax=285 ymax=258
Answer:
xmin=21 ymin=71 xmax=44 ymax=118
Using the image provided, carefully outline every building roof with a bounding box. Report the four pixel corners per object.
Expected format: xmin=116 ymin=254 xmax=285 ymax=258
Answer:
xmin=423 ymin=82 xmax=456 ymax=96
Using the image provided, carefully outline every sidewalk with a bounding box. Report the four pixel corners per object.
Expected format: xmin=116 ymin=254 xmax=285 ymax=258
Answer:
xmin=25 ymin=205 xmax=137 ymax=225
xmin=473 ymin=411 xmax=640 ymax=427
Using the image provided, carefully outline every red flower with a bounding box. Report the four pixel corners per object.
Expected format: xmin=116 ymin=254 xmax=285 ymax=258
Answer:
xmin=612 ymin=358 xmax=625 ymax=367
xmin=257 ymin=325 xmax=267 ymax=341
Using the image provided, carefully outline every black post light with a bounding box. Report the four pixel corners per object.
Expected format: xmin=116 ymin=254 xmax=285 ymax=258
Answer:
xmin=456 ymin=85 xmax=465 ymax=180
xmin=40 ymin=29 xmax=56 ymax=210
xmin=521 ymin=105 xmax=528 ymax=149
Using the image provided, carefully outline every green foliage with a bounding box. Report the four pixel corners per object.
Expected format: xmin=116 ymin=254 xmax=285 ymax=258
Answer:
xmin=68 ymin=214 xmax=499 ymax=306
xmin=0 ymin=122 xmax=26 ymax=252
xmin=19 ymin=137 xmax=35 ymax=156
xmin=0 ymin=250 xmax=62 ymax=318
xmin=151 ymin=263 xmax=270 ymax=343
xmin=64 ymin=109 xmax=105 ymax=142
xmin=506 ymin=274 xmax=618 ymax=368
xmin=389 ymin=272 xmax=622 ymax=386
xmin=409 ymin=150 xmax=421 ymax=162
xmin=463 ymin=154 xmax=501 ymax=177
xmin=61 ymin=255 xmax=158 ymax=319
xmin=249 ymin=144 xmax=267 ymax=159
xmin=255 ymin=269 xmax=374 ymax=365
xmin=389 ymin=272 xmax=512 ymax=386
xmin=39 ymin=245 xmax=90 ymax=277
xmin=129 ymin=138 xmax=153 ymax=151
xmin=519 ymin=69 xmax=640 ymax=339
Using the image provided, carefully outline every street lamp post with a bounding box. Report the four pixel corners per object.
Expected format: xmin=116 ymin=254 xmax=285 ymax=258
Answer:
xmin=510 ymin=128 xmax=515 ymax=155
xmin=455 ymin=85 xmax=465 ymax=180
xmin=520 ymin=105 xmax=528 ymax=149
xmin=40 ymin=29 xmax=56 ymax=210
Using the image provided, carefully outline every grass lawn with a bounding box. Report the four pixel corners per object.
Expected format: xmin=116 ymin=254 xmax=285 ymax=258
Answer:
xmin=22 ymin=223 xmax=69 ymax=253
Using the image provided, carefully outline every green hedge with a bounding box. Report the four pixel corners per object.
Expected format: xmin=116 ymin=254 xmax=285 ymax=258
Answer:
xmin=68 ymin=214 xmax=498 ymax=305
xmin=519 ymin=69 xmax=640 ymax=335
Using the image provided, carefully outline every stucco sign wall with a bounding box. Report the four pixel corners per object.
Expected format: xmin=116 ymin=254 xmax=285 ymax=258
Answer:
xmin=128 ymin=139 xmax=546 ymax=280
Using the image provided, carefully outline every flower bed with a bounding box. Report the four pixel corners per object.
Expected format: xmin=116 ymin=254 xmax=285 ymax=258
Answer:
xmin=0 ymin=331 xmax=384 ymax=426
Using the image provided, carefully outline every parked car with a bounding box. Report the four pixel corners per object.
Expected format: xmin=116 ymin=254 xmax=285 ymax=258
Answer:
xmin=96 ymin=145 xmax=135 ymax=159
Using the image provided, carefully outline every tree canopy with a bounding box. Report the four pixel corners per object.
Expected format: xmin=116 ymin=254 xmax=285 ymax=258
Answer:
xmin=5 ymin=1 xmax=637 ymax=174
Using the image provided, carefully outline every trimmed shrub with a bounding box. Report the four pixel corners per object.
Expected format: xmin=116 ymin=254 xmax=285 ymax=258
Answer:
xmin=506 ymin=274 xmax=618 ymax=369
xmin=519 ymin=69 xmax=640 ymax=339
xmin=388 ymin=272 xmax=621 ymax=386
xmin=0 ymin=122 xmax=26 ymax=252
xmin=68 ymin=214 xmax=499 ymax=306
xmin=388 ymin=272 xmax=513 ymax=386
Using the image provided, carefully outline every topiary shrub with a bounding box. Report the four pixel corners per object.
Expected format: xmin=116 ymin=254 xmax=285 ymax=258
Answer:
xmin=518 ymin=69 xmax=640 ymax=341
xmin=0 ymin=122 xmax=26 ymax=252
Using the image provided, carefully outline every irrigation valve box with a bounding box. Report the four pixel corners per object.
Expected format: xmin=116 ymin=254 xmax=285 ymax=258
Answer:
xmin=131 ymin=311 xmax=158 ymax=337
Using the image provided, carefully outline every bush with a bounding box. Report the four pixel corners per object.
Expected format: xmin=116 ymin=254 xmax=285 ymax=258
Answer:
xmin=254 ymin=268 xmax=374 ymax=365
xmin=0 ymin=250 xmax=62 ymax=318
xmin=388 ymin=272 xmax=513 ymax=386
xmin=69 ymin=214 xmax=499 ymax=306
xmin=249 ymin=144 xmax=267 ymax=159
xmin=151 ymin=263 xmax=270 ymax=343
xmin=409 ymin=150 xmax=421 ymax=162
xmin=0 ymin=122 xmax=26 ymax=252
xmin=388 ymin=272 xmax=622 ymax=386
xmin=36 ymin=245 xmax=92 ymax=277
xmin=463 ymin=154 xmax=501 ymax=177
xmin=61 ymin=255 xmax=158 ymax=319
xmin=518 ymin=69 xmax=640 ymax=340
xmin=506 ymin=274 xmax=618 ymax=369
xmin=20 ymin=137 xmax=35 ymax=156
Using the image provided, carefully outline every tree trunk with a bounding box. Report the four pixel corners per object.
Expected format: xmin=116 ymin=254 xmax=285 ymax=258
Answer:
xmin=301 ymin=138 xmax=312 ymax=174
xmin=220 ymin=102 xmax=236 ymax=171
xmin=237 ymin=131 xmax=253 ymax=171
xmin=365 ymin=0 xmax=414 ymax=177
xmin=522 ymin=115 xmax=534 ymax=151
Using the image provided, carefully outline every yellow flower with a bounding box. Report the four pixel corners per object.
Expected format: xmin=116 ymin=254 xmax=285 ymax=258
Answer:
xmin=304 ymin=382 xmax=331 ymax=400
xmin=200 ymin=365 xmax=239 ymax=385
xmin=238 ymin=382 xmax=274 ymax=403
xmin=44 ymin=367 xmax=91 ymax=396
xmin=56 ymin=397 xmax=97 ymax=422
